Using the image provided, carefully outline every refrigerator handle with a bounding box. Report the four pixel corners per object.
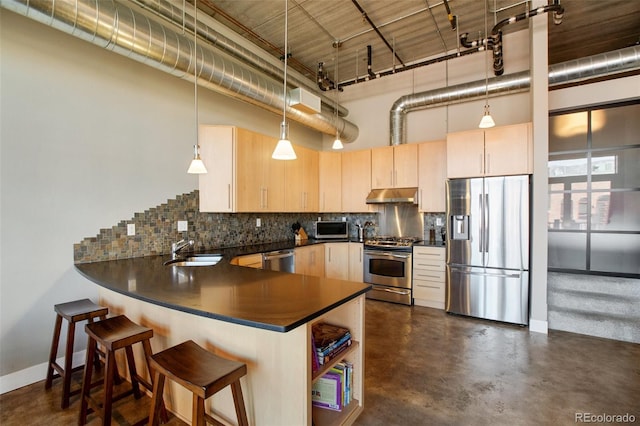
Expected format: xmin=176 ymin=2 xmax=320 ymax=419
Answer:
xmin=484 ymin=193 xmax=490 ymax=253
xmin=479 ymin=193 xmax=484 ymax=253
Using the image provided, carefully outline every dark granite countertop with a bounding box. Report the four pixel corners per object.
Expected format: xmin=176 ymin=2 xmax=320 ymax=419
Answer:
xmin=75 ymin=240 xmax=369 ymax=333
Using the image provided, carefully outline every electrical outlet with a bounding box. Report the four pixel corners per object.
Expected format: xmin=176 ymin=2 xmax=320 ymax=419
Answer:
xmin=342 ymin=216 xmax=347 ymax=222
xmin=127 ymin=223 xmax=135 ymax=236
xmin=436 ymin=218 xmax=443 ymax=226
xmin=256 ymin=218 xmax=261 ymax=227
xmin=177 ymin=220 xmax=188 ymax=231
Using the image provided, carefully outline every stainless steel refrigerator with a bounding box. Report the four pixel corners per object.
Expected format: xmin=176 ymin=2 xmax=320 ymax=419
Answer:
xmin=445 ymin=175 xmax=530 ymax=325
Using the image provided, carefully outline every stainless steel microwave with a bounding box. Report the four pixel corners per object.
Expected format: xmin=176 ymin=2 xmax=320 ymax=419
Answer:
xmin=313 ymin=221 xmax=349 ymax=239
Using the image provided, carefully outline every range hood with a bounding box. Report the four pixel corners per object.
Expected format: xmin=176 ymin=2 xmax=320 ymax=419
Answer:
xmin=366 ymin=188 xmax=418 ymax=204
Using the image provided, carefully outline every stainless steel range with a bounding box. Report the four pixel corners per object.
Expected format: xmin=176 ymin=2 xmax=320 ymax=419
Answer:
xmin=364 ymin=236 xmax=421 ymax=305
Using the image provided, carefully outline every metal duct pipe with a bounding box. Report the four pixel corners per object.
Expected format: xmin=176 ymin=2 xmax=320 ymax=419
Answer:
xmin=1 ymin=0 xmax=359 ymax=142
xmin=390 ymin=45 xmax=640 ymax=145
xmin=133 ymin=0 xmax=348 ymax=117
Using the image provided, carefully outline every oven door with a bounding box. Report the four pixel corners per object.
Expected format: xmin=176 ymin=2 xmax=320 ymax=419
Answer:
xmin=363 ymin=250 xmax=412 ymax=288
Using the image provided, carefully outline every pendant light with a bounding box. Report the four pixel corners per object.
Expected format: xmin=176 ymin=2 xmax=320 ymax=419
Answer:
xmin=272 ymin=0 xmax=297 ymax=160
xmin=187 ymin=0 xmax=208 ymax=173
xmin=478 ymin=1 xmax=495 ymax=129
xmin=332 ymin=40 xmax=344 ymax=150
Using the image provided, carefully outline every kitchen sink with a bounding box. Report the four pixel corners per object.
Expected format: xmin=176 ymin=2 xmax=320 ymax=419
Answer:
xmin=164 ymin=254 xmax=223 ymax=267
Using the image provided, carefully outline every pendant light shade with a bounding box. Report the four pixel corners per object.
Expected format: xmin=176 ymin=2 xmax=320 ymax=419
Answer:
xmin=332 ymin=136 xmax=343 ymax=150
xmin=479 ymin=104 xmax=495 ymax=128
xmin=272 ymin=121 xmax=297 ymax=160
xmin=187 ymin=0 xmax=207 ymax=174
xmin=272 ymin=0 xmax=296 ymax=160
xmin=188 ymin=144 xmax=208 ymax=174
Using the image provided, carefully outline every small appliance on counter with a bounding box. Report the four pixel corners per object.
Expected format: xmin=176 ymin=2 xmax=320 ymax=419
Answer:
xmin=313 ymin=221 xmax=349 ymax=239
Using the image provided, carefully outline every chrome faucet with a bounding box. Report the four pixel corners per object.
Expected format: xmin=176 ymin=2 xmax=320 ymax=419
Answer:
xmin=171 ymin=239 xmax=194 ymax=260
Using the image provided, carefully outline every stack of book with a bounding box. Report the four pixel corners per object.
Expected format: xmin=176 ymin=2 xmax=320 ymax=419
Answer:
xmin=312 ymin=361 xmax=354 ymax=411
xmin=311 ymin=322 xmax=352 ymax=369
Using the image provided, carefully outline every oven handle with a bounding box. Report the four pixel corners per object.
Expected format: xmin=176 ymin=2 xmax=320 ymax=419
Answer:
xmin=370 ymin=287 xmax=411 ymax=296
xmin=364 ymin=250 xmax=411 ymax=259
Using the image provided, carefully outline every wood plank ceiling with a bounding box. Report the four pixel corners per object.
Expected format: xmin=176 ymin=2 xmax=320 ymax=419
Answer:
xmin=196 ymin=0 xmax=640 ymax=87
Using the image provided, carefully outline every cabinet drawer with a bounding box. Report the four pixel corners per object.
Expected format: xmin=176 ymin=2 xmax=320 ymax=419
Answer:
xmin=413 ymin=270 xmax=445 ymax=281
xmin=413 ymin=260 xmax=445 ymax=271
xmin=413 ymin=279 xmax=445 ymax=302
xmin=413 ymin=247 xmax=445 ymax=261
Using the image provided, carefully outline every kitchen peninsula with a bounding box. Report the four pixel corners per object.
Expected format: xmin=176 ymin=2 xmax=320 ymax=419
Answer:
xmin=76 ymin=246 xmax=370 ymax=425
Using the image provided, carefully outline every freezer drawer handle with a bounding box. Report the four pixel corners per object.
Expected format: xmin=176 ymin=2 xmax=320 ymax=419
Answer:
xmin=452 ymin=269 xmax=521 ymax=279
xmin=371 ymin=287 xmax=411 ymax=296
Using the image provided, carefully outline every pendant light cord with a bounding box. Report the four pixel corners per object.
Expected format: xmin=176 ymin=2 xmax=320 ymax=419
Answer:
xmin=484 ymin=0 xmax=489 ymax=104
xmin=282 ymin=0 xmax=288 ymax=125
xmin=194 ymin=0 xmax=198 ymax=143
xmin=335 ymin=42 xmax=339 ymax=138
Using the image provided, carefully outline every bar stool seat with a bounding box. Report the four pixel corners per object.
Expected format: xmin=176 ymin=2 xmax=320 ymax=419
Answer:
xmin=148 ymin=340 xmax=249 ymax=426
xmin=45 ymin=298 xmax=109 ymax=409
xmin=79 ymin=314 xmax=163 ymax=425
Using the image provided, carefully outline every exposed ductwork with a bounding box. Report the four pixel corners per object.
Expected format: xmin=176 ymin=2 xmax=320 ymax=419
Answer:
xmin=390 ymin=45 xmax=640 ymax=146
xmin=1 ymin=0 xmax=358 ymax=142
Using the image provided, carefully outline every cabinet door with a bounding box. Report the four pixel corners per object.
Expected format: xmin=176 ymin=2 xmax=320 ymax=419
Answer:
xmin=418 ymin=140 xmax=446 ymax=212
xmin=484 ymin=123 xmax=532 ymax=176
xmin=302 ymin=147 xmax=319 ymax=212
xmin=446 ymin=129 xmax=485 ymax=178
xmin=325 ymin=243 xmax=349 ymax=280
xmin=262 ymin=134 xmax=286 ymax=212
xmin=307 ymin=244 xmax=325 ymax=277
xmin=348 ymin=242 xmax=363 ymax=282
xmin=319 ymin=151 xmax=342 ymax=212
xmin=236 ymin=128 xmax=266 ymax=212
xmin=393 ymin=144 xmax=418 ymax=188
xmin=371 ymin=146 xmax=394 ymax=189
xmin=342 ymin=150 xmax=372 ymax=213
xmin=198 ymin=125 xmax=234 ymax=212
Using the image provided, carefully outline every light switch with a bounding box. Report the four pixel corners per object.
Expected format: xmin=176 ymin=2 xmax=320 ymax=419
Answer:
xmin=256 ymin=218 xmax=261 ymax=227
xmin=436 ymin=218 xmax=443 ymax=226
xmin=177 ymin=220 xmax=188 ymax=231
xmin=127 ymin=224 xmax=135 ymax=236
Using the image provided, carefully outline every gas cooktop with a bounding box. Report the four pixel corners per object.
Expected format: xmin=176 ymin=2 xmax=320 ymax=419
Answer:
xmin=364 ymin=236 xmax=422 ymax=250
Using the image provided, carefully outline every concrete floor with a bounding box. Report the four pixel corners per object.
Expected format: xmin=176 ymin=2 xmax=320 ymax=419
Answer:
xmin=1 ymin=300 xmax=638 ymax=425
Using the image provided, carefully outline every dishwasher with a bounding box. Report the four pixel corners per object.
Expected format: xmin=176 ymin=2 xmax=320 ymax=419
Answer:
xmin=262 ymin=249 xmax=295 ymax=273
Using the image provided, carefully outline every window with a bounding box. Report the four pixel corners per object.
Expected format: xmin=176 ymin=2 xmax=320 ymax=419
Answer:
xmin=548 ymin=101 xmax=640 ymax=277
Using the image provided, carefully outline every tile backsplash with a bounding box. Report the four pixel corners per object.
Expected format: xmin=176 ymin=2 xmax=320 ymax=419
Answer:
xmin=73 ymin=191 xmax=378 ymax=263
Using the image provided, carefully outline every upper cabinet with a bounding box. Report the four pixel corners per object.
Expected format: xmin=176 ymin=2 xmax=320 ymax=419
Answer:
xmin=285 ymin=145 xmax=319 ymax=212
xmin=446 ymin=123 xmax=532 ymax=178
xmin=418 ymin=140 xmax=446 ymax=212
xmin=318 ymin=151 xmax=342 ymax=212
xmin=342 ymin=149 xmax=374 ymax=213
xmin=199 ymin=125 xmax=285 ymax=212
xmin=371 ymin=144 xmax=418 ymax=189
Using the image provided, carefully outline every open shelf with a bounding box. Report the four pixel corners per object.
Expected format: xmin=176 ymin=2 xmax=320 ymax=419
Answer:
xmin=312 ymin=399 xmax=362 ymax=426
xmin=312 ymin=341 xmax=359 ymax=383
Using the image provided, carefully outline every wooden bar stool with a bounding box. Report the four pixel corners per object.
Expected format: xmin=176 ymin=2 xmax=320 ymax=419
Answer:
xmin=45 ymin=298 xmax=109 ymax=409
xmin=148 ymin=340 xmax=249 ymax=426
xmin=79 ymin=314 xmax=163 ymax=425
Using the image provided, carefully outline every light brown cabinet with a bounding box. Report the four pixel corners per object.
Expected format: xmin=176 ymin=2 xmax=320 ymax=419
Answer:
xmin=446 ymin=122 xmax=532 ymax=178
xmin=418 ymin=140 xmax=447 ymax=212
xmin=318 ymin=151 xmax=342 ymax=212
xmin=295 ymin=244 xmax=325 ymax=277
xmin=371 ymin=144 xmax=418 ymax=189
xmin=348 ymin=242 xmax=364 ymax=282
xmin=412 ymin=246 xmax=445 ymax=309
xmin=230 ymin=253 xmax=263 ymax=268
xmin=285 ymin=145 xmax=319 ymax=212
xmin=199 ymin=125 xmax=285 ymax=212
xmin=341 ymin=150 xmax=373 ymax=213
xmin=324 ymin=243 xmax=350 ymax=280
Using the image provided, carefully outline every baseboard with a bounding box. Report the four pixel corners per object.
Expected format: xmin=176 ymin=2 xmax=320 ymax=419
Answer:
xmin=0 ymin=350 xmax=86 ymax=395
xmin=529 ymin=318 xmax=548 ymax=334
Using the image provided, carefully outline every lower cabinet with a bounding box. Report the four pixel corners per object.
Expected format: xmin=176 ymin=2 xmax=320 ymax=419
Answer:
xmin=325 ymin=243 xmax=350 ymax=280
xmin=412 ymin=246 xmax=445 ymax=309
xmin=295 ymin=245 xmax=325 ymax=277
xmin=348 ymin=243 xmax=363 ymax=282
xmin=230 ymin=253 xmax=263 ymax=269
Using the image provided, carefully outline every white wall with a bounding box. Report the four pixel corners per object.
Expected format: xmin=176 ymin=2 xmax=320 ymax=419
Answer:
xmin=326 ymin=30 xmax=532 ymax=150
xmin=0 ymin=9 xmax=320 ymax=389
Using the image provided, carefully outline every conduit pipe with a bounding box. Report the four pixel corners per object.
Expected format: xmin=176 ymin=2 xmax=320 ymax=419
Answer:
xmin=1 ymin=0 xmax=358 ymax=142
xmin=461 ymin=1 xmax=564 ymax=75
xmin=390 ymin=45 xmax=640 ymax=145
